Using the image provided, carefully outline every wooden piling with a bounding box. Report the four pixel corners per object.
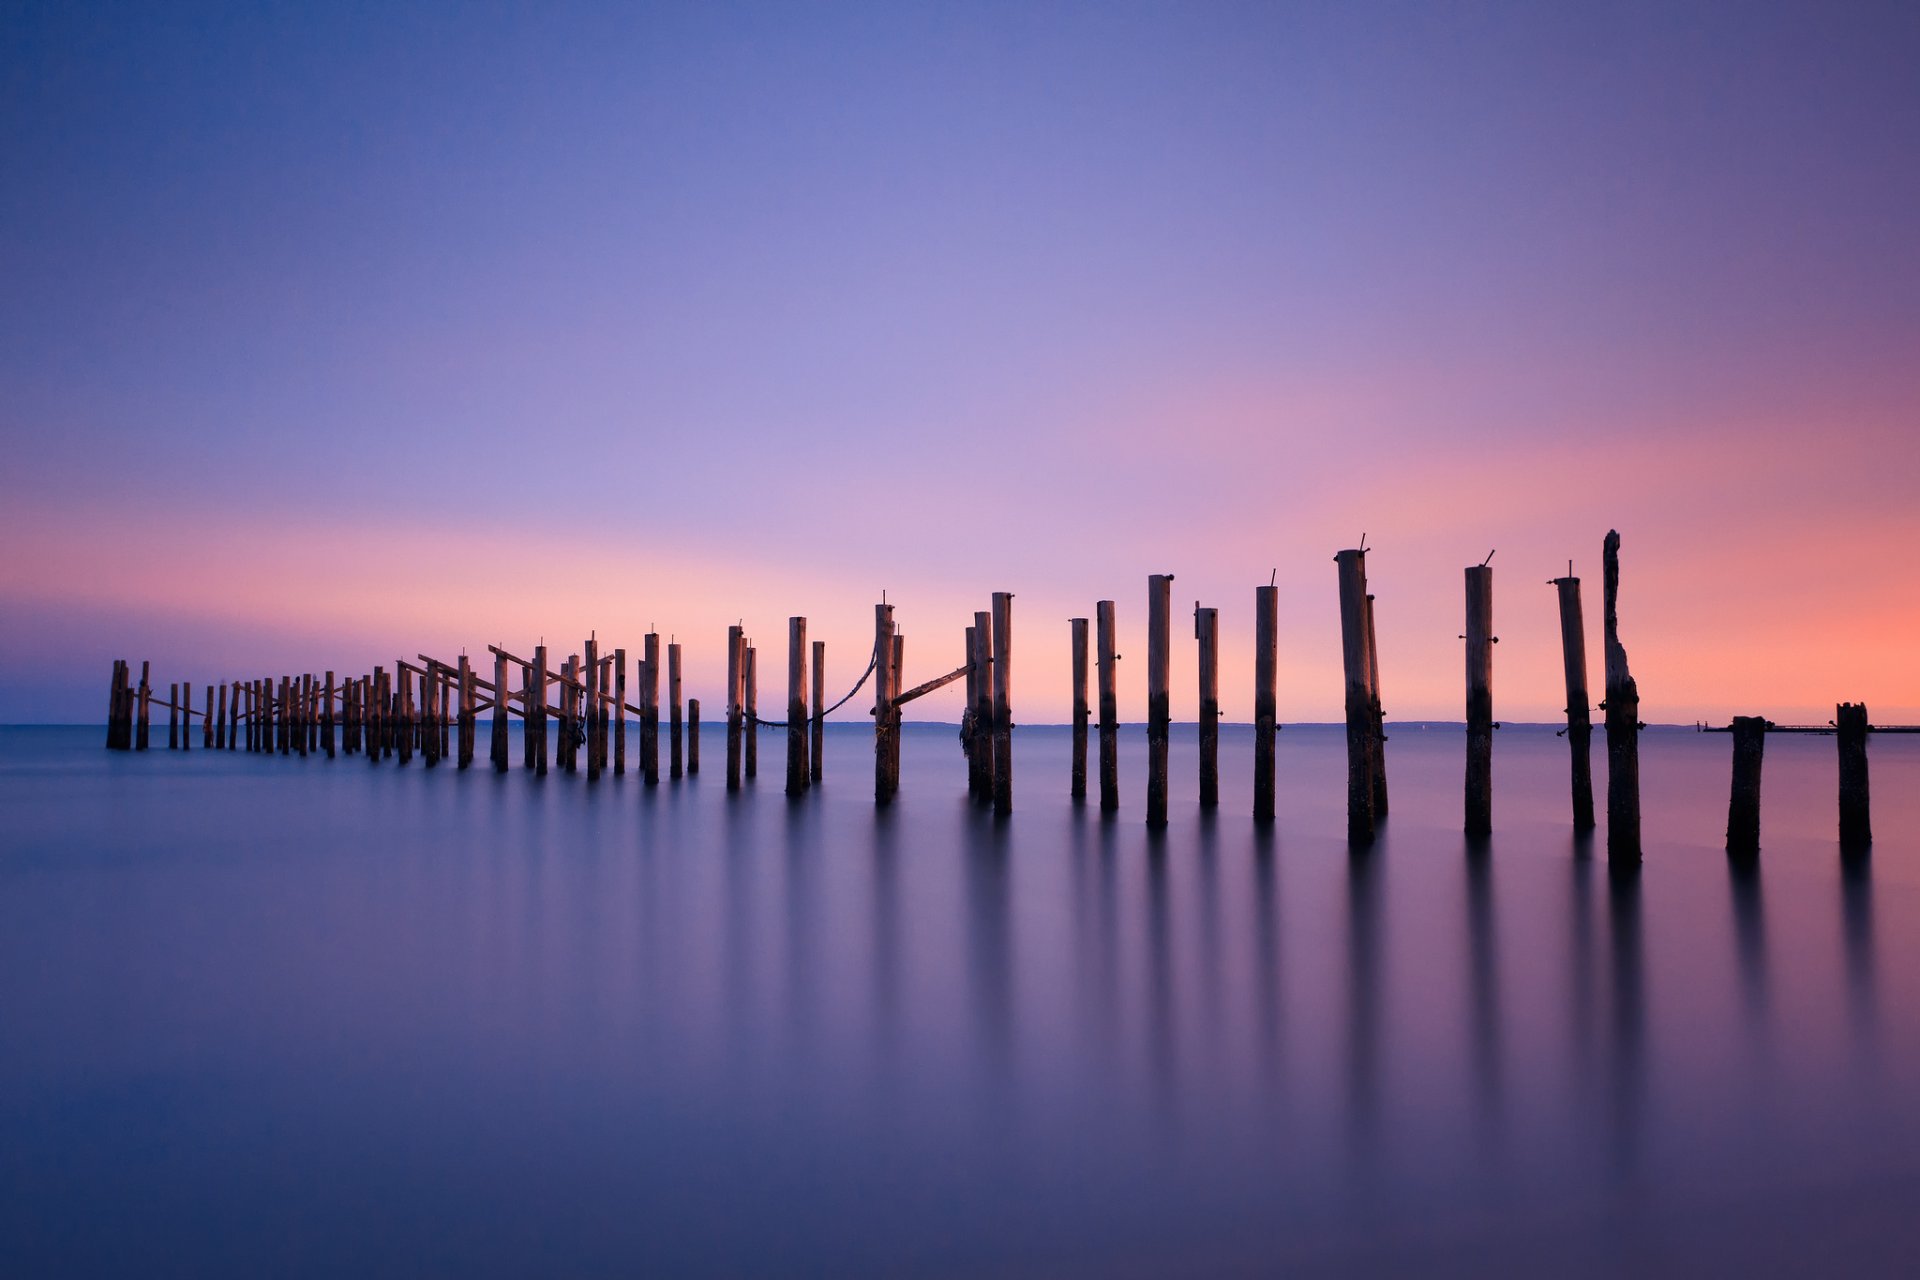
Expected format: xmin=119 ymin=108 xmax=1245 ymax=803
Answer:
xmin=532 ymin=645 xmax=548 ymax=776
xmin=874 ymin=604 xmax=896 ymax=805
xmin=1254 ymin=584 xmax=1277 ymax=822
xmin=726 ymin=626 xmax=744 ymax=791
xmin=492 ymin=652 xmax=509 ymax=770
xmin=1838 ymin=702 xmax=1872 ymax=851
xmin=669 ymin=642 xmax=684 ymax=780
xmin=1726 ymin=716 xmax=1767 ymax=857
xmin=614 ymin=647 xmax=627 ymax=776
xmin=137 ymin=662 xmax=151 ymax=750
xmin=642 ymin=632 xmax=661 ymax=785
xmin=745 ymin=645 xmax=759 ymax=781
xmin=891 ymin=633 xmax=904 ymax=786
xmin=181 ymin=682 xmax=192 ymax=752
xmin=1070 ymin=618 xmax=1089 ymax=801
xmin=396 ymin=668 xmax=413 ymax=766
xmin=971 ymin=612 xmax=993 ymax=802
xmin=1096 ymin=600 xmax=1118 ymax=813
xmin=457 ymin=657 xmax=474 ymax=768
xmin=421 ymin=665 xmax=439 ymax=767
xmin=215 ymin=680 xmax=227 ymax=750
xmin=1196 ymin=603 xmax=1219 ymax=810
xmin=298 ymin=674 xmax=311 ymax=758
xmin=169 ymin=683 xmax=179 ymax=749
xmin=585 ymin=639 xmax=601 ymax=781
xmin=1336 ymin=550 xmax=1376 ymax=845
xmin=322 ymin=671 xmax=335 ymax=758
xmin=991 ymin=592 xmax=1013 ymax=817
xmin=787 ymin=617 xmax=808 ymax=796
xmin=204 ymin=684 xmax=213 ymax=749
xmin=1602 ymin=530 xmax=1641 ymax=863
xmin=1551 ymin=574 xmax=1596 ymax=830
xmin=1364 ymin=587 xmax=1388 ymax=817
xmin=1464 ymin=564 xmax=1493 ymax=837
xmin=1146 ymin=574 xmax=1171 ymax=829
xmin=688 ymin=697 xmax=701 ymax=776
xmin=106 ymin=661 xmax=126 ymax=749
xmin=810 ymin=640 xmax=825 ymax=785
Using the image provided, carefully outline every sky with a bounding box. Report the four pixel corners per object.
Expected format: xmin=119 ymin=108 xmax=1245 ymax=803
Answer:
xmin=2 ymin=0 xmax=1917 ymax=725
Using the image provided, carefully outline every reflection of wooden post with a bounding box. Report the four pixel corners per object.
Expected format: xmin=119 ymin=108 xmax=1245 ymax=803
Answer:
xmin=1726 ymin=716 xmax=1767 ymax=857
xmin=1552 ymin=574 xmax=1596 ymax=830
xmin=1336 ymin=550 xmax=1375 ymax=845
xmin=991 ymin=592 xmax=1013 ymax=816
xmin=1603 ymin=531 xmax=1641 ymax=863
xmin=1146 ymin=575 xmax=1172 ymax=828
xmin=787 ymin=617 xmax=808 ymax=797
xmin=1254 ymin=585 xmax=1277 ymax=822
xmin=1464 ymin=565 xmax=1493 ymax=837
xmin=811 ymin=640 xmax=825 ymax=785
xmin=1364 ymin=588 xmax=1388 ymax=816
xmin=970 ymin=613 xmax=993 ymax=802
xmin=1838 ymin=702 xmax=1872 ymax=852
xmin=1097 ymin=601 xmax=1118 ymax=812
xmin=726 ymin=627 xmax=743 ymax=790
xmin=874 ymin=604 xmax=896 ymax=805
xmin=669 ymin=642 xmax=685 ymax=780
xmin=1196 ymin=603 xmax=1219 ymax=810
xmin=1070 ymin=618 xmax=1089 ymax=801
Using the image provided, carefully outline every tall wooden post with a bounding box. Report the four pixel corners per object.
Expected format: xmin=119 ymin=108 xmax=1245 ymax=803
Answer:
xmin=726 ymin=626 xmax=744 ymax=790
xmin=199 ymin=684 xmax=211 ymax=749
xmin=1602 ymin=530 xmax=1641 ymax=863
xmin=215 ymin=680 xmax=227 ymax=751
xmin=788 ymin=617 xmax=808 ymax=797
xmin=136 ymin=662 xmax=151 ymax=750
xmin=1552 ymin=574 xmax=1596 ymax=830
xmin=1146 ymin=574 xmax=1172 ymax=829
xmin=874 ymin=604 xmax=897 ymax=805
xmin=1087 ymin=600 xmax=1116 ymax=815
xmin=688 ymin=697 xmax=701 ymax=776
xmin=610 ymin=647 xmax=625 ymax=776
xmin=1070 ymin=618 xmax=1089 ymax=801
xmin=398 ymin=668 xmax=415 ymax=765
xmin=298 ymin=674 xmax=310 ymax=758
xmin=1726 ymin=716 xmax=1767 ymax=857
xmin=532 ymin=645 xmax=548 ymax=777
xmin=584 ymin=639 xmax=601 ymax=781
xmin=1364 ymin=586 xmax=1388 ymax=817
xmin=105 ymin=661 xmax=126 ymax=749
xmin=1254 ymin=584 xmax=1277 ymax=822
xmin=668 ymin=642 xmax=684 ymax=780
xmin=810 ymin=640 xmax=825 ymax=785
xmin=991 ymin=592 xmax=1013 ymax=817
xmin=642 ymin=632 xmax=661 ymax=785
xmin=970 ymin=612 xmax=993 ymax=802
xmin=423 ymin=666 xmax=440 ymax=767
xmin=457 ymin=657 xmax=474 ymax=768
xmin=1464 ymin=564 xmax=1494 ymax=837
xmin=169 ymin=683 xmax=179 ymax=749
xmin=1336 ymin=549 xmax=1376 ymax=845
xmin=891 ymin=633 xmax=904 ymax=786
xmin=1838 ymin=702 xmax=1872 ymax=852
xmin=964 ymin=626 xmax=980 ymax=792
xmin=1196 ymin=603 xmax=1219 ymax=810
xmin=492 ymin=652 xmax=509 ymax=770
xmin=745 ymin=645 xmax=759 ymax=781
xmin=181 ymin=682 xmax=192 ymax=752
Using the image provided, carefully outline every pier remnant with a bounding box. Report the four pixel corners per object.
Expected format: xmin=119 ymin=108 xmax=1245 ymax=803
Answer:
xmin=1196 ymin=602 xmax=1219 ymax=810
xmin=1254 ymin=583 xmax=1277 ymax=822
xmin=788 ymin=617 xmax=808 ymax=797
xmin=1603 ymin=530 xmax=1641 ymax=863
xmin=1146 ymin=574 xmax=1172 ymax=829
xmin=992 ymin=592 xmax=1013 ymax=817
xmin=1464 ymin=562 xmax=1493 ymax=837
xmin=1336 ymin=549 xmax=1376 ymax=845
xmin=1726 ymin=716 xmax=1767 ymax=857
xmin=1838 ymin=702 xmax=1871 ymax=851
xmin=1096 ymin=600 xmax=1119 ymax=813
xmin=1070 ymin=617 xmax=1089 ymax=801
xmin=1552 ymin=571 xmax=1595 ymax=830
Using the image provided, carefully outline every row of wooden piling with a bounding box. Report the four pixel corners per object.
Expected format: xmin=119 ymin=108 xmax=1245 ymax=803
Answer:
xmin=103 ymin=530 xmax=1883 ymax=856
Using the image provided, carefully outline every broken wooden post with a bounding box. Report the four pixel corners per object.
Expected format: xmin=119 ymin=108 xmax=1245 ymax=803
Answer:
xmin=745 ymin=645 xmax=759 ymax=781
xmin=1551 ymin=572 xmax=1596 ymax=830
xmin=874 ymin=603 xmax=896 ymax=805
xmin=642 ymin=632 xmax=661 ymax=785
xmin=1364 ymin=586 xmax=1388 ymax=817
xmin=1070 ymin=618 xmax=1089 ymax=801
xmin=1254 ymin=584 xmax=1277 ymax=822
xmin=492 ymin=652 xmax=509 ymax=771
xmin=669 ymin=642 xmax=684 ymax=780
xmin=787 ymin=617 xmax=808 ymax=797
xmin=991 ymin=592 xmax=1013 ymax=817
xmin=1097 ymin=600 xmax=1118 ymax=813
xmin=726 ymin=626 xmax=744 ymax=791
xmin=688 ymin=697 xmax=701 ymax=776
xmin=1336 ymin=549 xmax=1376 ymax=845
xmin=1464 ymin=563 xmax=1494 ymax=837
xmin=970 ymin=611 xmax=993 ymax=802
xmin=105 ymin=661 xmax=127 ymax=749
xmin=810 ymin=639 xmax=825 ymax=785
xmin=1726 ymin=716 xmax=1767 ymax=858
xmin=1196 ymin=603 xmax=1219 ymax=810
xmin=1838 ymin=702 xmax=1872 ymax=852
xmin=1146 ymin=574 xmax=1172 ymax=829
xmin=1602 ymin=530 xmax=1641 ymax=863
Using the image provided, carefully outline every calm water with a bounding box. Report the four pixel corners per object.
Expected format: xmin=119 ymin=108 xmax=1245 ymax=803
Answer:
xmin=4 ymin=723 xmax=1919 ymax=1277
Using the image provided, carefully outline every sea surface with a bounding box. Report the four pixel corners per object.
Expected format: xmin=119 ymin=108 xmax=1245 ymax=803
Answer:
xmin=3 ymin=722 xmax=1919 ymax=1278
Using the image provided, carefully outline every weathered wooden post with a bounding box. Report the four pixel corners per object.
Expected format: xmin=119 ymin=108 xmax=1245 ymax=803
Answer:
xmin=215 ymin=680 xmax=227 ymax=751
xmin=1602 ymin=531 xmax=1641 ymax=863
xmin=991 ymin=591 xmax=1013 ymax=817
xmin=299 ymin=674 xmax=311 ymax=758
xmin=1254 ymin=584 xmax=1277 ymax=822
xmin=492 ymin=652 xmax=509 ymax=770
xmin=182 ymin=683 xmax=194 ymax=752
xmin=874 ymin=604 xmax=897 ymax=805
xmin=457 ymin=657 xmax=474 ymax=768
xmin=688 ymin=697 xmax=701 ymax=776
xmin=1464 ymin=563 xmax=1494 ymax=837
xmin=1196 ymin=603 xmax=1219 ymax=810
xmin=1551 ymin=572 xmax=1596 ymax=830
xmin=106 ymin=661 xmax=127 ymax=749
xmin=532 ymin=645 xmax=549 ymax=776
xmin=642 ymin=632 xmax=661 ymax=785
xmin=891 ymin=633 xmax=904 ymax=784
xmin=1838 ymin=702 xmax=1872 ymax=852
xmin=169 ymin=682 xmax=180 ymax=749
xmin=136 ymin=662 xmax=151 ymax=750
xmin=788 ymin=617 xmax=808 ymax=796
xmin=1336 ymin=549 xmax=1376 ymax=845
xmin=1364 ymin=587 xmax=1388 ymax=817
xmin=726 ymin=626 xmax=744 ymax=791
xmin=810 ymin=639 xmax=825 ymax=785
xmin=970 ymin=611 xmax=993 ymax=802
xmin=421 ymin=665 xmax=439 ymax=767
xmin=669 ymin=642 xmax=684 ymax=780
xmin=322 ymin=671 xmax=336 ymax=758
xmin=745 ymin=645 xmax=759 ymax=781
xmin=397 ymin=668 xmax=414 ymax=766
xmin=1726 ymin=716 xmax=1767 ymax=857
xmin=612 ymin=646 xmax=626 ymax=776
xmin=1070 ymin=618 xmax=1089 ymax=801
xmin=964 ymin=625 xmax=980 ymax=791
xmin=1096 ymin=601 xmax=1118 ymax=813
xmin=1146 ymin=574 xmax=1172 ymax=829
xmin=584 ymin=638 xmax=601 ymax=781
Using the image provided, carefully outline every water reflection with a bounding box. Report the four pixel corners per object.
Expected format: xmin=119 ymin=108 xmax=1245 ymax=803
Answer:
xmin=1607 ymin=865 xmax=1646 ymax=1184
xmin=1841 ymin=853 xmax=1878 ymax=1057
xmin=1728 ymin=860 xmax=1769 ymax=1058
xmin=1345 ymin=849 xmax=1382 ymax=1147
xmin=964 ymin=817 xmax=1014 ymax=1094
xmin=1465 ymin=841 xmax=1503 ymax=1138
